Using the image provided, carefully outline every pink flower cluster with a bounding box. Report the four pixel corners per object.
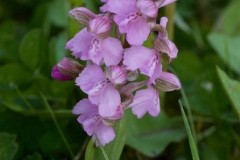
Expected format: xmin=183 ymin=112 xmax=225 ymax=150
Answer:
xmin=52 ymin=0 xmax=180 ymax=146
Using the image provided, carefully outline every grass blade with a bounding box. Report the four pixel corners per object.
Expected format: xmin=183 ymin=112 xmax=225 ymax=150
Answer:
xmin=179 ymin=100 xmax=200 ymax=160
xmin=39 ymin=91 xmax=74 ymax=158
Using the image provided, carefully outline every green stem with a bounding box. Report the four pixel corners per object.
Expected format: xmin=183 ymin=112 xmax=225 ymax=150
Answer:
xmin=39 ymin=91 xmax=74 ymax=158
xmin=23 ymin=110 xmax=72 ymax=118
xmin=14 ymin=84 xmax=35 ymax=111
xmin=169 ymin=67 xmax=197 ymax=144
xmin=180 ymin=87 xmax=197 ymax=144
xmin=100 ymin=146 xmax=110 ymax=160
xmin=74 ymin=137 xmax=90 ymax=160
xmin=165 ymin=2 xmax=176 ymax=40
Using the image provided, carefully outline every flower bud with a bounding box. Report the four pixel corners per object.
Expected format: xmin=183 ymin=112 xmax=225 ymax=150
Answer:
xmin=69 ymin=7 xmax=97 ymax=26
xmin=88 ymin=15 xmax=112 ymax=39
xmin=51 ymin=58 xmax=83 ymax=81
xmin=155 ymin=72 xmax=181 ymax=91
xmin=106 ymin=66 xmax=127 ymax=86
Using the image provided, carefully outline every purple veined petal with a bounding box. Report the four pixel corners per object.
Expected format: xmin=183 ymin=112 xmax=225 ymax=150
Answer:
xmin=98 ymin=84 xmax=121 ymax=118
xmin=57 ymin=57 xmax=83 ymax=78
xmin=154 ymin=38 xmax=178 ymax=59
xmin=165 ymin=39 xmax=178 ymax=59
xmin=72 ymin=98 xmax=97 ymax=115
xmin=88 ymin=15 xmax=112 ymax=38
xmin=139 ymin=53 xmax=159 ymax=78
xmin=130 ymin=87 xmax=160 ymax=118
xmin=156 ymin=0 xmax=177 ymax=8
xmin=88 ymin=38 xmax=103 ymax=65
xmin=65 ymin=28 xmax=93 ymax=60
xmin=75 ymin=64 xmax=107 ymax=95
xmin=69 ymin=7 xmax=97 ymax=26
xmin=119 ymin=80 xmax=147 ymax=95
xmin=93 ymin=122 xmax=115 ymax=146
xmin=155 ymin=71 xmax=181 ymax=91
xmin=126 ymin=17 xmax=151 ymax=45
xmin=137 ymin=0 xmax=158 ymax=18
xmin=123 ymin=46 xmax=156 ymax=77
xmin=101 ymin=0 xmax=108 ymax=2
xmin=149 ymin=63 xmax=162 ymax=84
xmin=103 ymin=0 xmax=137 ymax=15
xmin=101 ymin=37 xmax=123 ymax=66
xmin=106 ymin=66 xmax=127 ymax=86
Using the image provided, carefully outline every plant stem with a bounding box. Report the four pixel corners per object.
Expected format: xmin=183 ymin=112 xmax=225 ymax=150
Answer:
xmin=165 ymin=2 xmax=176 ymax=40
xmin=39 ymin=91 xmax=74 ymax=158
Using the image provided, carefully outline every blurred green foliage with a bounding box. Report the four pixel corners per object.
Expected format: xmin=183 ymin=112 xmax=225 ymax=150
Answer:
xmin=0 ymin=0 xmax=240 ymax=159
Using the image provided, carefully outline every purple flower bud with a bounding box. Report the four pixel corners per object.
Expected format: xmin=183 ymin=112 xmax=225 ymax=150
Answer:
xmin=51 ymin=58 xmax=82 ymax=81
xmin=106 ymin=66 xmax=127 ymax=86
xmin=69 ymin=7 xmax=97 ymax=26
xmin=155 ymin=72 xmax=181 ymax=91
xmin=51 ymin=65 xmax=73 ymax=81
xmin=88 ymin=15 xmax=112 ymax=39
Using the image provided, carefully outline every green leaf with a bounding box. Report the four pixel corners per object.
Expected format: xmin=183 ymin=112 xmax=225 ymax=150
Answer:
xmin=0 ymin=63 xmax=31 ymax=83
xmin=48 ymin=0 xmax=70 ymax=27
xmin=179 ymin=101 xmax=200 ymax=160
xmin=201 ymin=125 xmax=233 ymax=160
xmin=2 ymin=101 xmax=25 ymax=113
xmin=24 ymin=153 xmax=43 ymax=160
xmin=85 ymin=118 xmax=126 ymax=160
xmin=0 ymin=133 xmax=18 ymax=160
xmin=83 ymin=0 xmax=100 ymax=12
xmin=214 ymin=0 xmax=240 ymax=35
xmin=19 ymin=29 xmax=41 ymax=70
xmin=208 ymin=33 xmax=240 ymax=73
xmin=217 ymin=67 xmax=240 ymax=118
xmin=126 ymin=111 xmax=186 ymax=157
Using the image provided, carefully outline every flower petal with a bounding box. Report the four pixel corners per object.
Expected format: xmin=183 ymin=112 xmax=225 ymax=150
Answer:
xmin=69 ymin=7 xmax=97 ymax=26
xmin=103 ymin=0 xmax=137 ymax=15
xmin=72 ymin=98 xmax=97 ymax=115
xmin=94 ymin=122 xmax=115 ymax=146
xmin=137 ymin=0 xmax=158 ymax=18
xmin=101 ymin=37 xmax=123 ymax=66
xmin=155 ymin=71 xmax=181 ymax=91
xmin=66 ymin=28 xmax=93 ymax=60
xmin=131 ymin=87 xmax=160 ymax=118
xmin=78 ymin=115 xmax=96 ymax=136
xmin=88 ymin=38 xmax=103 ymax=65
xmin=98 ymin=84 xmax=121 ymax=118
xmin=123 ymin=46 xmax=157 ymax=77
xmin=126 ymin=17 xmax=150 ymax=45
xmin=76 ymin=64 xmax=107 ymax=95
